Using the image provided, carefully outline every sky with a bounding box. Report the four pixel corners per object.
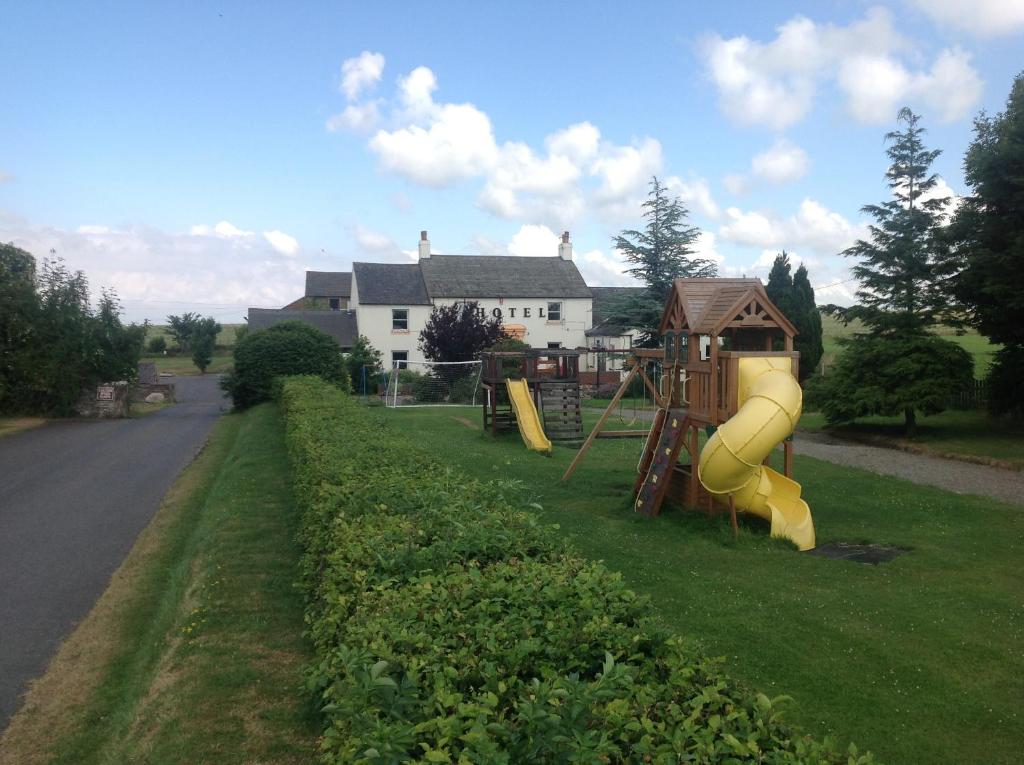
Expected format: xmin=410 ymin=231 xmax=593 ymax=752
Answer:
xmin=2 ymin=0 xmax=1022 ymax=322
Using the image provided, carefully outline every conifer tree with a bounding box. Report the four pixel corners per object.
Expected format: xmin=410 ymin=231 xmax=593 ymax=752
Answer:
xmin=944 ymin=73 xmax=1024 ymax=416
xmin=792 ymin=265 xmax=823 ymax=381
xmin=819 ymin=108 xmax=971 ymax=434
xmin=606 ymin=176 xmax=716 ymax=344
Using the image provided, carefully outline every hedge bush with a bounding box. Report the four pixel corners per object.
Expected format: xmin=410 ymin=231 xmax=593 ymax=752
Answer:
xmin=222 ymin=321 xmax=348 ymax=409
xmin=281 ymin=377 xmax=873 ymax=764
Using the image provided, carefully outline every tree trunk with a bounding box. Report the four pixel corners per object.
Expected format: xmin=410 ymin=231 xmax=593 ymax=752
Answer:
xmin=904 ymin=406 xmax=916 ymax=437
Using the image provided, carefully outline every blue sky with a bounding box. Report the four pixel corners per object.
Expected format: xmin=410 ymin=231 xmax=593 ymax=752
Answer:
xmin=2 ymin=0 xmax=1022 ymax=321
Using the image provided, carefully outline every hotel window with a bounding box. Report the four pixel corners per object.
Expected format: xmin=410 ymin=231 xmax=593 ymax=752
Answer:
xmin=547 ymin=301 xmax=562 ymax=321
xmin=547 ymin=342 xmax=562 ymax=349
xmin=392 ymin=308 xmax=409 ymax=331
xmin=391 ymin=351 xmax=408 ymax=369
xmin=329 ymin=297 xmax=340 ymax=310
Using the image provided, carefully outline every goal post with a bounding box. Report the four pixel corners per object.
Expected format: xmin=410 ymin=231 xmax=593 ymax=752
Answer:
xmin=383 ymin=360 xmax=484 ymax=408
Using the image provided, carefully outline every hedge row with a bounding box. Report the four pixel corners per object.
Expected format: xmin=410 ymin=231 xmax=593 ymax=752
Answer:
xmin=281 ymin=377 xmax=872 ymax=764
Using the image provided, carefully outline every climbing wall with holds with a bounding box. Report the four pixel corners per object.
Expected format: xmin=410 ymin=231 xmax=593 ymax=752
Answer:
xmin=634 ymin=409 xmax=690 ymax=517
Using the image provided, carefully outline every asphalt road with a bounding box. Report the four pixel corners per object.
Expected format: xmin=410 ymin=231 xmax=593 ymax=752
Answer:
xmin=0 ymin=376 xmax=226 ymax=729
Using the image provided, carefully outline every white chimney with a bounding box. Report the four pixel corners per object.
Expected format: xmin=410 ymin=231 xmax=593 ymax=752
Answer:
xmin=418 ymin=230 xmax=431 ymax=260
xmin=558 ymin=230 xmax=572 ymax=261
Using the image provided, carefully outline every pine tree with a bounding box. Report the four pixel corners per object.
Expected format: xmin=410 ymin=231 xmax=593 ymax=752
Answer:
xmin=607 ymin=176 xmax=716 ymax=344
xmin=843 ymin=108 xmax=952 ymax=334
xmin=821 ymin=108 xmax=972 ymax=434
xmin=792 ymin=265 xmax=823 ymax=381
xmin=765 ymin=252 xmax=797 ymax=321
xmin=944 ymin=73 xmax=1024 ymax=416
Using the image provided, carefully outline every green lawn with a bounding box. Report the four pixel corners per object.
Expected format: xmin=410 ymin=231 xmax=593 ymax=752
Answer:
xmin=799 ymin=409 xmax=1024 ymax=468
xmin=382 ymin=406 xmax=1023 ymax=765
xmin=145 ymin=323 xmax=243 ymax=349
xmin=820 ymin=313 xmax=999 ymax=379
xmin=1 ymin=405 xmax=316 ymax=764
xmin=140 ymin=352 xmax=233 ymax=376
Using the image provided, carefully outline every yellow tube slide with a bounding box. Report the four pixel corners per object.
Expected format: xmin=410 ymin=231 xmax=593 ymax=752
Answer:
xmin=697 ymin=357 xmax=815 ymax=550
xmin=506 ymin=379 xmax=552 ymax=453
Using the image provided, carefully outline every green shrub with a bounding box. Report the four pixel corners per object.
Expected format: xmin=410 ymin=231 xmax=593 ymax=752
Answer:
xmin=222 ymin=322 xmax=347 ymax=409
xmin=411 ymin=373 xmax=445 ymax=403
xmin=146 ymin=335 xmax=167 ymax=354
xmin=280 ymin=377 xmax=872 ymax=764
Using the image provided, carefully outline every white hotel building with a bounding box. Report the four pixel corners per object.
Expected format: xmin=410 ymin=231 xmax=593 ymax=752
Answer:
xmin=248 ymin=231 xmax=640 ymax=370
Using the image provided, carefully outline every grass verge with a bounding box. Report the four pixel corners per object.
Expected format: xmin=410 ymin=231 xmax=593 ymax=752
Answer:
xmin=383 ymin=406 xmax=1024 ymax=765
xmin=799 ymin=409 xmax=1024 ymax=469
xmin=0 ymin=403 xmax=315 ymax=765
xmin=0 ymin=417 xmax=47 ymax=438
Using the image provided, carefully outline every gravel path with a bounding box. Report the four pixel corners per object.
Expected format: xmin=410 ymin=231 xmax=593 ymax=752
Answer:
xmin=582 ymin=407 xmax=1024 ymax=506
xmin=793 ymin=431 xmax=1024 ymax=506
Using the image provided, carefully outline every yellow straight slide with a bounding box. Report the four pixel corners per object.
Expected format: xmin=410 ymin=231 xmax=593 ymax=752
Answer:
xmin=506 ymin=379 xmax=552 ymax=453
xmin=697 ymin=357 xmax=815 ymax=550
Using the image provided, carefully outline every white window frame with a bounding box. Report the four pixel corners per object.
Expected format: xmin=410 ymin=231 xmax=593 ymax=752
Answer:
xmin=547 ymin=301 xmax=562 ymax=321
xmin=392 ymin=308 xmax=409 ymax=332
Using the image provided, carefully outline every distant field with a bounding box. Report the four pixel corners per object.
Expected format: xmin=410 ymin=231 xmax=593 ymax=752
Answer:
xmin=144 ymin=323 xmax=244 ymax=349
xmin=820 ymin=313 xmax=999 ymax=379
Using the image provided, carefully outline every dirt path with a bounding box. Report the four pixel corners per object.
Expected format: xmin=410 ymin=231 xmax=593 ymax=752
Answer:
xmin=581 ymin=407 xmax=1024 ymax=506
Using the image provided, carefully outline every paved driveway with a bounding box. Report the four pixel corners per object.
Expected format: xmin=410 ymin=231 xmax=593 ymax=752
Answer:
xmin=0 ymin=376 xmax=226 ymax=728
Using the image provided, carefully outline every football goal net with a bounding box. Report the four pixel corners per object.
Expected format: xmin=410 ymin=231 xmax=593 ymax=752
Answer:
xmin=383 ymin=360 xmax=484 ymax=408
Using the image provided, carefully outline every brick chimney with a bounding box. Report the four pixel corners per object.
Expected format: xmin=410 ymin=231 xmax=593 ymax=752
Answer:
xmin=418 ymin=229 xmax=431 ymax=260
xmin=558 ymin=231 xmax=572 ymax=261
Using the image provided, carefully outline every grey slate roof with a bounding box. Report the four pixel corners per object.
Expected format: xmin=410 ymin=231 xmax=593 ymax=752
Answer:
xmin=305 ymin=271 xmax=351 ymax=297
xmin=419 ymin=255 xmax=591 ymax=299
xmin=586 ymin=286 xmax=646 ymax=337
xmin=247 ymin=308 xmax=358 ymax=349
xmin=352 ymin=262 xmax=431 ymax=305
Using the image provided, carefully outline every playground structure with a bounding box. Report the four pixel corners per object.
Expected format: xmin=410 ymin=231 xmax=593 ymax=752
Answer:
xmin=563 ymin=278 xmax=816 ymax=551
xmin=480 ymin=349 xmax=583 ymax=451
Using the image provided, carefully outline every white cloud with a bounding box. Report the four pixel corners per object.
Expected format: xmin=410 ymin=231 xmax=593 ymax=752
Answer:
xmin=700 ymin=7 xmax=982 ymax=128
xmin=351 ymin=65 xmax=664 ymax=229
xmin=665 ymin=175 xmax=720 ymax=220
xmin=507 ymin=224 xmax=562 ymax=258
xmin=0 ymin=212 xmax=309 ymax=322
xmin=838 ymin=48 xmax=982 ymax=124
xmin=909 ymin=0 xmax=1024 ymax=37
xmin=720 ymin=198 xmax=861 ymax=256
xmin=326 ymin=102 xmax=381 ymax=133
xmin=340 ymin=51 xmax=385 ymax=100
xmin=722 ymin=173 xmax=748 ymax=195
xmin=351 ymin=224 xmax=416 ymax=262
xmin=263 ymin=229 xmax=299 ymax=257
xmin=189 ymin=220 xmax=255 ymax=238
xmin=751 ymin=139 xmax=809 ymax=183
xmin=369 ymin=99 xmax=498 ymax=187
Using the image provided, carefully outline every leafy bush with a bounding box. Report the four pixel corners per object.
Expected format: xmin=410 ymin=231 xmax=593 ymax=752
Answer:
xmin=222 ymin=322 xmax=347 ymax=409
xmin=411 ymin=373 xmax=445 ymax=402
xmin=281 ymin=377 xmax=871 ymax=764
xmin=147 ymin=335 xmax=167 ymax=354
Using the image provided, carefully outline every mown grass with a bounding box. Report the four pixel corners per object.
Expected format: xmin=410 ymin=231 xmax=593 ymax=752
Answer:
xmin=385 ymin=406 xmax=1024 ymax=765
xmin=820 ymin=314 xmax=999 ymax=379
xmin=0 ymin=404 xmax=315 ymax=764
xmin=145 ymin=323 xmax=243 ymax=349
xmin=799 ymin=410 xmax=1024 ymax=469
xmin=140 ymin=353 xmax=233 ymax=376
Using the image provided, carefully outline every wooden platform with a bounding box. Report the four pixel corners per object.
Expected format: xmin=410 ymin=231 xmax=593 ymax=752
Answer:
xmin=540 ymin=381 xmax=583 ymax=444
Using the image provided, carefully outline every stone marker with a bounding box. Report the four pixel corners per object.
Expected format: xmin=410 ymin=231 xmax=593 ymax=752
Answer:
xmin=145 ymin=392 xmax=166 ymax=404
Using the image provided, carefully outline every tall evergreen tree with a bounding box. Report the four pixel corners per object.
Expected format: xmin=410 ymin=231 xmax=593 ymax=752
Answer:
xmin=944 ymin=73 xmax=1024 ymax=416
xmin=763 ymin=252 xmax=823 ymax=381
xmin=819 ymin=109 xmax=972 ymax=434
xmin=606 ymin=176 xmax=716 ymax=344
xmin=792 ymin=265 xmax=823 ymax=382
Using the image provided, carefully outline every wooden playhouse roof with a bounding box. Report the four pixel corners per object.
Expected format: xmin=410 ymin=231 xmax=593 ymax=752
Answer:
xmin=658 ymin=278 xmax=798 ymax=338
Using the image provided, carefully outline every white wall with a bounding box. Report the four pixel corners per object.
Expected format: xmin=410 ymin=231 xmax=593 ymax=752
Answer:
xmin=356 ymin=304 xmax=435 ymax=366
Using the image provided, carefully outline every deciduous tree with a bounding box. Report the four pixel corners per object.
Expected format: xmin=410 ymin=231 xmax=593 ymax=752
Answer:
xmin=419 ymin=302 xmax=504 ymax=364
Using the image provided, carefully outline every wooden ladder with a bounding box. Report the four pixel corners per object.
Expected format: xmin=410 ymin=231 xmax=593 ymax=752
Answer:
xmin=633 ymin=408 xmax=689 ymax=517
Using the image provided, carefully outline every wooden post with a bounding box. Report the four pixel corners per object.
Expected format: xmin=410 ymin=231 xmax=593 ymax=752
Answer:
xmin=709 ymin=334 xmax=719 ymax=424
xmin=561 ymin=362 xmax=642 ymax=481
xmin=784 ymin=439 xmax=793 ymax=478
xmin=688 ymin=426 xmax=699 ymax=508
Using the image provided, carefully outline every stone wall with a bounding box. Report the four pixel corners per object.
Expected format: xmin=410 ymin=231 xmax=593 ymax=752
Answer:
xmin=76 ymin=382 xmax=130 ymax=418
